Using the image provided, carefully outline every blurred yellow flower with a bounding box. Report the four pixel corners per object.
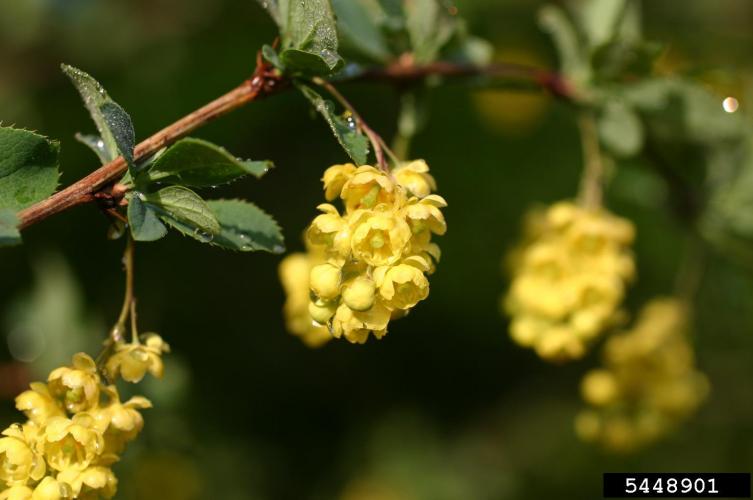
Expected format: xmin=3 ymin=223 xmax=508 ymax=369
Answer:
xmin=504 ymin=201 xmax=635 ymax=361
xmin=278 ymin=250 xmax=333 ymax=348
xmin=575 ymin=298 xmax=709 ymax=452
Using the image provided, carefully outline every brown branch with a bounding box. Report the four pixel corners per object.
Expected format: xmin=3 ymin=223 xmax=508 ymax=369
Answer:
xmin=17 ymin=58 xmax=285 ymax=230
xmin=349 ymin=59 xmax=577 ymax=99
xmin=16 ymin=58 xmax=575 ymax=231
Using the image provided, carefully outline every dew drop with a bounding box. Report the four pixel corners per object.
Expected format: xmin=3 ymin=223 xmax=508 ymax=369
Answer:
xmin=193 ymin=229 xmax=214 ymax=243
xmin=723 ymin=96 xmax=739 ymax=113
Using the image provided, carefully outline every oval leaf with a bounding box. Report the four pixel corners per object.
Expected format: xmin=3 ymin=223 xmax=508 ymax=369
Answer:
xmin=207 ymin=199 xmax=285 ymax=254
xmin=127 ymin=194 xmax=168 ymax=242
xmin=62 ymin=64 xmax=136 ymax=169
xmin=141 ymin=138 xmax=272 ymax=187
xmin=144 ymin=186 xmax=220 ymax=243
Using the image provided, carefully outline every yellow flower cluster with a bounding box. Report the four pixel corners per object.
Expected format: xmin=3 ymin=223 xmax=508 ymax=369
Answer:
xmin=0 ymin=335 xmax=169 ymax=499
xmin=503 ymin=201 xmax=635 ymax=361
xmin=575 ymin=298 xmax=709 ymax=452
xmin=280 ymin=160 xmax=446 ymax=345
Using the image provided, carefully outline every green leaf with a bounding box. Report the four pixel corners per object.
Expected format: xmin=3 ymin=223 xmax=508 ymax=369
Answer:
xmin=0 ymin=127 xmax=60 ymax=211
xmin=207 ymin=199 xmax=285 ymax=253
xmin=404 ymin=0 xmax=456 ymax=64
xmin=567 ymin=0 xmax=631 ymax=49
xmin=277 ymin=0 xmax=343 ymax=75
xmin=61 ymin=64 xmax=136 ymax=169
xmin=0 ymin=209 xmax=21 ymax=247
xmin=538 ymin=5 xmax=590 ymax=85
xmin=262 ymin=44 xmax=285 ymax=71
xmin=592 ymin=40 xmax=662 ymax=81
xmin=298 ymin=84 xmax=369 ymax=165
xmin=332 ymin=0 xmax=391 ymax=63
xmin=702 ymin=136 xmax=753 ymax=263
xmin=597 ymin=100 xmax=643 ymax=158
xmin=127 ymin=194 xmax=168 ymax=242
xmin=140 ymin=138 xmax=272 ymax=187
xmin=143 ymin=186 xmax=220 ymax=243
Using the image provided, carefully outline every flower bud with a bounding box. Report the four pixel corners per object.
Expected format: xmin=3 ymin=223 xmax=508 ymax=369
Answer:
xmin=310 ymin=264 xmax=342 ymax=300
xmin=308 ymin=300 xmax=337 ymax=325
xmin=342 ymin=277 xmax=376 ymax=312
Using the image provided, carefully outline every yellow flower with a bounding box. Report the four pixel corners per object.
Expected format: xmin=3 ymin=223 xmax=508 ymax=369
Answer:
xmin=393 ymin=160 xmax=436 ymax=198
xmin=91 ymin=386 xmax=151 ymax=456
xmin=0 ymin=486 xmax=32 ymax=500
xmin=15 ymin=383 xmax=64 ymax=426
xmin=0 ymin=425 xmax=45 ymax=486
xmin=307 ymin=204 xmax=347 ymax=248
xmin=341 ymin=166 xmax=395 ymax=212
xmin=278 ymin=252 xmax=332 ymax=348
xmin=39 ymin=414 xmax=103 ymax=472
xmin=58 ymin=466 xmax=117 ymax=499
xmin=30 ymin=477 xmax=69 ymax=500
xmin=47 ymin=353 xmax=100 ymax=413
xmin=374 ymin=263 xmax=430 ymax=310
xmin=341 ymin=276 xmax=376 ymax=312
xmin=404 ymin=195 xmax=447 ymax=237
xmin=105 ymin=334 xmax=170 ymax=383
xmin=309 ymin=263 xmax=342 ymax=301
xmin=331 ymin=303 xmax=391 ymax=344
xmin=350 ymin=209 xmax=412 ymax=267
xmin=322 ymin=163 xmax=356 ymax=200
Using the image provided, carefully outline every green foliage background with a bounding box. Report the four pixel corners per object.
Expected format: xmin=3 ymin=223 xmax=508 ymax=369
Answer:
xmin=1 ymin=0 xmax=753 ymax=498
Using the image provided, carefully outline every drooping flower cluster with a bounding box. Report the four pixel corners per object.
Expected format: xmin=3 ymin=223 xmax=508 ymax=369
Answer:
xmin=575 ymin=298 xmax=709 ymax=452
xmin=503 ymin=201 xmax=635 ymax=361
xmin=0 ymin=335 xmax=169 ymax=499
xmin=281 ymin=160 xmax=446 ymax=345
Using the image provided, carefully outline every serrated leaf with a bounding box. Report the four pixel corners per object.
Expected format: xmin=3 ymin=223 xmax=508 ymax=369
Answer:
xmin=207 ymin=199 xmax=285 ymax=254
xmin=298 ymin=84 xmax=369 ymax=165
xmin=278 ymin=0 xmax=343 ymax=75
xmin=127 ymin=194 xmax=168 ymax=242
xmin=597 ymin=100 xmax=643 ymax=158
xmin=0 ymin=127 xmax=60 ymax=212
xmin=332 ymin=0 xmax=391 ymax=63
xmin=140 ymin=138 xmax=272 ymax=188
xmin=143 ymin=186 xmax=220 ymax=243
xmin=61 ymin=64 xmax=136 ymax=169
xmin=0 ymin=209 xmax=21 ymax=247
xmin=404 ymin=0 xmax=456 ymax=64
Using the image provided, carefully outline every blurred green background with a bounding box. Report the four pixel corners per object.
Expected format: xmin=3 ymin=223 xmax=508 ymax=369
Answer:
xmin=2 ymin=1 xmax=753 ymax=498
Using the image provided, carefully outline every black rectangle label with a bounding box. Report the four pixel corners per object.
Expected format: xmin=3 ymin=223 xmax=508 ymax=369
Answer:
xmin=604 ymin=473 xmax=751 ymax=498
